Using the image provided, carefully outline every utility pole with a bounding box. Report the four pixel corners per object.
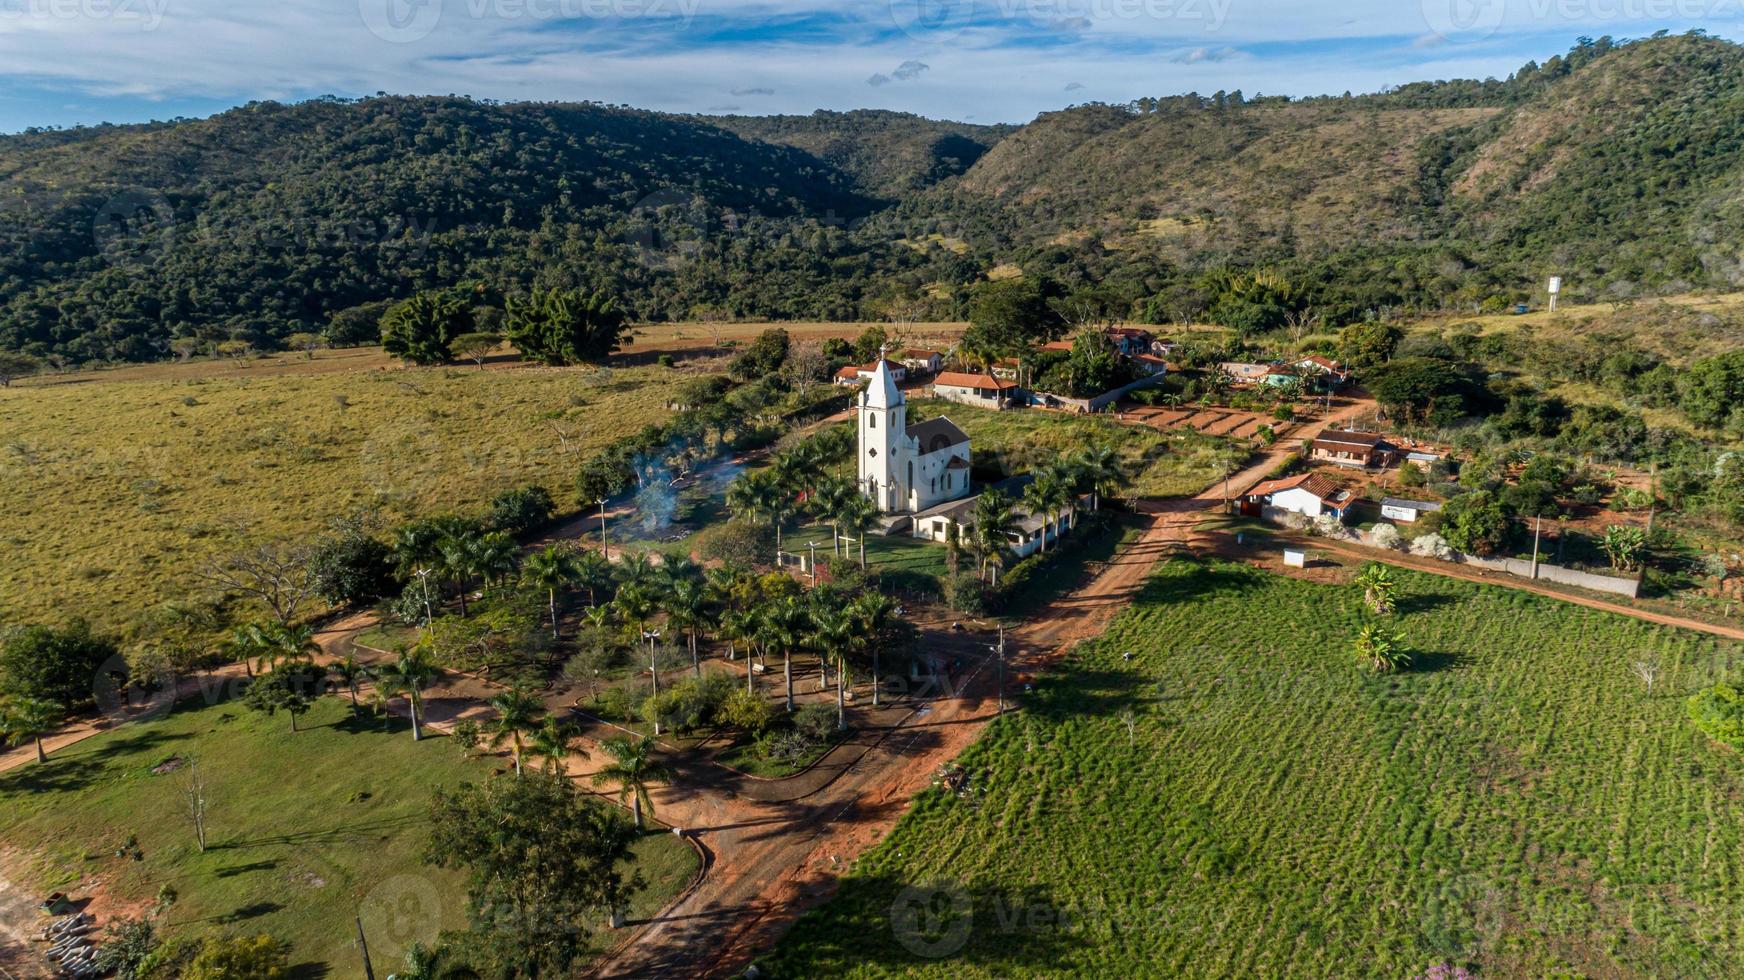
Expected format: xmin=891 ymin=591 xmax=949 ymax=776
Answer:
xmin=644 ymin=629 xmax=662 ymax=734
xmin=808 ymin=541 xmax=817 ymax=585
xmin=994 ymin=627 xmax=1006 ymax=715
xmin=355 ymin=916 xmax=376 ymax=980
xmin=1530 ymin=516 xmax=1543 ymax=580
xmin=598 ymin=498 xmax=610 ymax=560
xmin=414 ymin=567 xmax=433 ymax=628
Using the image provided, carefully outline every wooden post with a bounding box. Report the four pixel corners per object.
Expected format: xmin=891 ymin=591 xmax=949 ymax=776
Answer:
xmin=1531 ymin=516 xmax=1542 ymax=580
xmin=356 ymin=916 xmax=376 ymax=980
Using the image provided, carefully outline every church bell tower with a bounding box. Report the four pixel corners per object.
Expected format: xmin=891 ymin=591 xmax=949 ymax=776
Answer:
xmin=857 ymin=353 xmax=906 ymax=513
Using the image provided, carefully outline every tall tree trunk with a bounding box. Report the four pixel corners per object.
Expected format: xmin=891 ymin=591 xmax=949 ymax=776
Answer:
xmin=455 ymin=580 xmax=468 ymax=618
xmin=549 ymin=588 xmax=560 ymax=640
xmin=784 ymin=651 xmax=794 ymax=712
xmin=632 ymin=794 xmax=644 ymax=831
xmin=35 ymin=738 xmax=46 ymax=764
xmin=873 ymin=647 xmax=881 ymax=707
xmin=836 ymin=656 xmax=847 ymax=731
xmin=691 ymin=630 xmax=700 ymax=677
xmin=409 ymin=695 xmax=423 ymax=741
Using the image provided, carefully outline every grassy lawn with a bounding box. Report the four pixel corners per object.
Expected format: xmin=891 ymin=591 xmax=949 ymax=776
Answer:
xmin=785 ymin=525 xmax=951 ymax=585
xmin=0 ymin=694 xmax=697 ymax=974
xmin=0 ymin=359 xmax=677 ymax=638
xmin=908 ymin=399 xmax=1233 ymax=498
xmin=761 ymin=560 xmax=1744 ymax=977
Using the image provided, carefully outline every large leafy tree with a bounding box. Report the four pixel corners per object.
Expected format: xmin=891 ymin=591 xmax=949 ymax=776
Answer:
xmin=0 ymin=620 xmax=119 ymax=707
xmin=425 ymin=772 xmax=639 ymax=976
xmin=381 ymin=291 xmax=470 ymax=366
xmin=244 ymin=662 xmax=327 ymax=733
xmin=505 ymin=288 xmax=630 ymax=366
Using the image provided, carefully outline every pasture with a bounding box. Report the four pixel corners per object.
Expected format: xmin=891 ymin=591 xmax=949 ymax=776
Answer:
xmin=0 ymin=694 xmax=696 ymax=974
xmin=763 ymin=560 xmax=1744 ymax=977
xmin=0 ymin=355 xmax=675 ymax=637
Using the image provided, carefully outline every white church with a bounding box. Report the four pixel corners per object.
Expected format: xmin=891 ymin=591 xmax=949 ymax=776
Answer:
xmin=857 ymin=358 xmax=973 ymax=516
xmin=855 ymin=356 xmax=1073 ymax=557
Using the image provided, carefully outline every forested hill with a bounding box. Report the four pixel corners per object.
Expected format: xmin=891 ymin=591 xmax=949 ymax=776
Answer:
xmin=7 ymin=32 xmax=1744 ymax=362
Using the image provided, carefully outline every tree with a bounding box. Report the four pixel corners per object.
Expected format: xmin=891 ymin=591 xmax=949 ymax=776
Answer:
xmin=179 ymin=756 xmax=211 ymax=853
xmin=425 ymin=773 xmax=637 ymax=975
xmin=331 ymin=653 xmax=370 ymax=710
xmin=487 ymin=685 xmax=544 ymax=777
xmin=0 ymin=350 xmax=41 ymax=387
xmin=448 ymin=331 xmax=501 ymax=368
xmin=244 ymin=662 xmax=325 ymax=733
xmin=376 ymin=646 xmax=440 ymax=740
xmin=505 ymin=287 xmax=631 ymax=365
xmin=812 ymin=603 xmax=858 ymax=731
xmin=522 ymin=544 xmax=581 ymax=639
xmin=489 ymin=484 xmax=554 ymax=534
xmin=837 ymin=493 xmax=878 ymax=569
xmin=1354 ymin=623 xmax=1411 ymax=673
xmin=972 ymin=490 xmax=1020 ymax=584
xmin=1601 ymin=524 xmax=1649 ymax=572
xmin=0 ymin=620 xmax=118 ymax=706
xmin=728 ymin=328 xmax=790 ymax=381
xmin=197 ymin=542 xmax=318 ymax=626
xmin=1440 ymin=490 xmax=1512 ymax=556
xmin=309 ymin=531 xmax=396 ymax=607
xmin=529 ymin=716 xmax=584 ymax=775
xmin=253 ymin=622 xmax=320 ymax=673
xmin=381 ymin=291 xmax=469 ymax=366
xmin=283 ymin=332 xmax=326 ymax=358
xmin=590 ymin=736 xmax=672 ymax=831
xmin=759 ymin=595 xmax=809 ymax=713
xmin=1689 ymin=682 xmax=1744 ymax=751
xmin=0 ymin=696 xmax=64 ymax=764
xmin=666 ymin=578 xmax=711 ymax=676
xmin=1074 ymin=444 xmax=1124 ymax=511
xmin=1354 ymin=563 xmax=1398 ymax=614
xmin=717 ymin=687 xmax=773 ymax=733
xmin=852 ymin=591 xmax=899 ymax=707
xmin=178 ymin=933 xmax=290 ymax=980
xmin=1337 ymin=321 xmax=1402 ymax=370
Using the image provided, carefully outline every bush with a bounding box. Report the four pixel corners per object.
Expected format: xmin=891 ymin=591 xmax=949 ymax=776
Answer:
xmin=643 ymin=671 xmax=736 ymax=733
xmin=696 ymin=519 xmax=776 ymax=568
xmin=793 ymin=702 xmax=837 ymax=742
xmin=1689 ymin=683 xmax=1744 ymax=751
xmin=310 ymin=532 xmax=397 ymax=607
xmin=1408 ymin=533 xmax=1454 ymax=560
xmin=388 ymin=581 xmax=431 ymax=627
xmin=1398 ymin=461 xmax=1427 ymax=487
xmin=942 ymin=571 xmax=987 ymax=615
xmin=1439 ymin=490 xmax=1513 ymax=556
xmin=719 ymin=688 xmax=774 ymax=733
xmin=596 ymin=686 xmax=637 ymax=724
xmin=1369 ymin=524 xmax=1404 ymax=550
xmin=489 ymin=484 xmax=554 ymax=534
xmin=0 ymin=620 xmax=120 ymax=707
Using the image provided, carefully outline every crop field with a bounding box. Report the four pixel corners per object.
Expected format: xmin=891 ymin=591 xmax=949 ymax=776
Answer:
xmin=909 ymin=400 xmax=1237 ymax=499
xmin=763 ymin=561 xmax=1744 ymax=978
xmin=0 ymin=694 xmax=696 ymax=974
xmin=0 ymin=356 xmax=675 ymax=636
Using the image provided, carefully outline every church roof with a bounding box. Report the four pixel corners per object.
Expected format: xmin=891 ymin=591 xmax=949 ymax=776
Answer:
xmin=907 ymin=417 xmax=969 ymax=455
xmin=864 ymin=357 xmax=902 ymax=409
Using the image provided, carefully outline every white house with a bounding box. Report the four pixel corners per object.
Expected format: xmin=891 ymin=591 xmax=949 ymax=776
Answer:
xmin=859 ymin=359 xmax=973 ymax=515
xmin=835 ymin=359 xmax=907 ymax=387
xmin=1246 ymin=472 xmax=1353 ymax=520
xmin=898 ymin=348 xmax=944 ymax=375
xmin=931 ymin=371 xmax=1021 ymax=409
xmin=907 ymin=474 xmax=1076 ymax=559
xmin=1380 ymin=497 xmax=1442 ymax=523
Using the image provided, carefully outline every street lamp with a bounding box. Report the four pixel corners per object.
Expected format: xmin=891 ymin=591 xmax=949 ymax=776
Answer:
xmin=598 ymin=497 xmax=610 ymax=560
xmin=642 ymin=629 xmax=663 ymax=734
xmin=413 ymin=567 xmax=433 ymax=628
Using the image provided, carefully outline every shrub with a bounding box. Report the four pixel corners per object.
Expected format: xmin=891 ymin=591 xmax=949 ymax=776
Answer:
xmin=388 ymin=581 xmax=430 ymax=627
xmin=719 ymin=688 xmax=775 ymax=733
xmin=1408 ymin=533 xmax=1454 ymax=560
xmin=942 ymin=571 xmax=987 ymax=615
xmin=310 ymin=532 xmax=397 ymax=607
xmin=696 ymin=519 xmax=776 ymax=568
xmin=1439 ymin=490 xmax=1512 ymax=556
xmin=793 ymin=702 xmax=838 ymax=742
xmin=596 ymin=686 xmax=637 ymax=724
xmin=1689 ymin=683 xmax=1744 ymax=751
xmin=1397 ymin=461 xmax=1426 ymax=487
xmin=0 ymin=620 xmax=120 ymax=707
xmin=489 ymin=484 xmax=554 ymax=534
xmin=1368 ymin=524 xmax=1404 ymax=550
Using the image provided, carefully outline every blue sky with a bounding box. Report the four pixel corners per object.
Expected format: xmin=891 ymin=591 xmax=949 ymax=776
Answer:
xmin=0 ymin=0 xmax=1736 ymax=132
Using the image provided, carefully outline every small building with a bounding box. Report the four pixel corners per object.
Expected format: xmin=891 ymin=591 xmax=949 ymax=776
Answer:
xmin=1106 ymin=327 xmax=1153 ymax=356
xmin=910 ymin=473 xmax=1077 ymax=559
xmin=1150 ymin=338 xmax=1180 ymax=356
xmin=1132 ymin=353 xmax=1170 ymax=377
xmin=931 ymin=371 xmax=1021 ymax=409
xmin=898 ymin=349 xmax=943 ymax=375
xmin=835 ymin=359 xmax=907 ymax=387
xmin=1380 ymin=497 xmax=1443 ymax=523
xmin=1218 ymin=361 xmax=1273 ymax=385
xmin=1039 ymin=339 xmax=1075 ymax=354
xmin=1311 ymin=429 xmax=1396 ymax=468
xmin=1246 ymin=472 xmax=1353 ymax=520
xmin=1260 ymin=365 xmax=1300 ymax=388
xmin=991 ymin=357 xmax=1023 ymax=381
xmin=1292 ymin=355 xmax=1351 ymax=387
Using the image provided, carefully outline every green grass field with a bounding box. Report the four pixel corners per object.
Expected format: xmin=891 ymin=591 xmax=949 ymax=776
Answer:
xmin=0 ymin=694 xmax=697 ymax=974
xmin=909 ymin=399 xmax=1234 ymax=498
xmin=0 ymin=359 xmax=675 ymax=637
xmin=762 ymin=561 xmax=1744 ymax=978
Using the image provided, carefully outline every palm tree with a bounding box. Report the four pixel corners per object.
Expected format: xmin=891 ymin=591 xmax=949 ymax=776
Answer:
xmin=1022 ymin=474 xmax=1067 ymax=554
xmin=759 ymin=595 xmax=809 ymax=712
xmin=487 ymin=686 xmax=544 ymax=777
xmin=852 ymin=592 xmax=898 ymax=707
xmin=223 ymin=622 xmax=272 ymax=679
xmin=0 ymin=697 xmax=64 ymax=764
xmin=522 ymin=544 xmax=581 ymax=639
xmin=331 ymin=653 xmax=371 ymax=710
xmin=528 ymin=716 xmax=584 ymax=775
xmin=1354 ymin=623 xmax=1410 ymax=673
xmin=613 ymin=552 xmax=658 ymax=595
xmin=436 ymin=530 xmax=478 ymax=617
xmin=972 ymin=490 xmax=1020 ymax=584
xmin=591 ymin=736 xmax=672 ymax=831
xmin=837 ymin=493 xmax=878 ymax=569
xmin=666 ymin=578 xmax=711 ymax=677
xmin=573 ymin=548 xmax=614 ymax=607
xmin=813 ymin=604 xmax=858 ymax=731
xmin=1355 ymin=563 xmax=1398 ymax=615
xmin=1074 ymin=444 xmax=1124 ymax=512
xmin=471 ymin=531 xmax=521 ymax=596
xmin=815 ymin=477 xmax=855 ymax=556
xmin=375 ymin=646 xmax=440 ymax=741
xmin=260 ymin=622 xmax=320 ymax=672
